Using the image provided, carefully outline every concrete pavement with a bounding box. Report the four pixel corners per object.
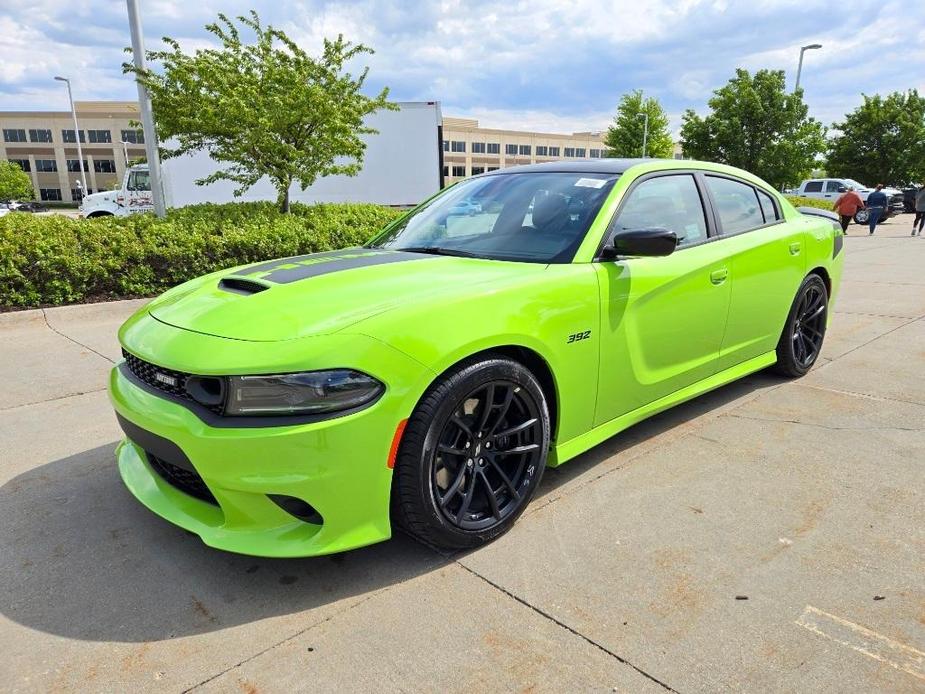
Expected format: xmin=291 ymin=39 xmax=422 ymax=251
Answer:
xmin=1 ymin=217 xmax=923 ymax=693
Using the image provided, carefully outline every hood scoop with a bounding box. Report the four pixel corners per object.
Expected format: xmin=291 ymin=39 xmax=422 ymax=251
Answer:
xmin=218 ymin=276 xmax=270 ymax=295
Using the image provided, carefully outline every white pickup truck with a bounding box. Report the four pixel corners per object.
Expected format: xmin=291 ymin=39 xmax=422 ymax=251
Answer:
xmin=795 ymin=178 xmax=905 ymax=223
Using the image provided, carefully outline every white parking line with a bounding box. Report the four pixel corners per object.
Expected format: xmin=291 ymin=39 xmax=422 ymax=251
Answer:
xmin=796 ymin=605 xmax=925 ymax=682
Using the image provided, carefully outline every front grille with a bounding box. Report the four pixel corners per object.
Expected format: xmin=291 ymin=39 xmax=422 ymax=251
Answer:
xmin=146 ymin=452 xmax=218 ymax=505
xmin=122 ymin=350 xmax=223 ymax=414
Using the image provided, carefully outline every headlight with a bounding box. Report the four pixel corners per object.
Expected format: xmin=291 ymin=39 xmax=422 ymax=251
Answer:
xmin=224 ymin=370 xmax=384 ymax=416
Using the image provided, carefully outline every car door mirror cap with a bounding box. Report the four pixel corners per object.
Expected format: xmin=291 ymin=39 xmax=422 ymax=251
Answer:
xmin=601 ymin=228 xmax=679 ymax=259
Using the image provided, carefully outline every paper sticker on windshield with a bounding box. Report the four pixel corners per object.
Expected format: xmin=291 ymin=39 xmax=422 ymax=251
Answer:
xmin=574 ymin=178 xmax=606 ymax=189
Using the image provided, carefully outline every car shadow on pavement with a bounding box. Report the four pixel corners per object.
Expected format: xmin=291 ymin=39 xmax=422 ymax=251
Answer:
xmin=0 ymin=372 xmax=778 ymax=644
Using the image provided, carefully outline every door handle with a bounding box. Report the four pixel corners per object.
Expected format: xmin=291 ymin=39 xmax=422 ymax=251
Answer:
xmin=789 ymin=242 xmax=802 ymax=255
xmin=710 ymin=268 xmax=728 ymax=285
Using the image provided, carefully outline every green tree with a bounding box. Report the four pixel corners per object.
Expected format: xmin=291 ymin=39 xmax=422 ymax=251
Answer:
xmin=0 ymin=161 xmax=34 ymax=200
xmin=826 ymin=90 xmax=925 ymax=185
xmin=604 ymin=90 xmax=674 ymax=158
xmin=125 ymin=11 xmax=395 ymax=213
xmin=680 ymin=69 xmax=825 ymax=188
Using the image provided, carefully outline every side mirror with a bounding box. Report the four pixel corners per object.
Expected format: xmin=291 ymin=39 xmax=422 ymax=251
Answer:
xmin=602 ymin=228 xmax=678 ymax=259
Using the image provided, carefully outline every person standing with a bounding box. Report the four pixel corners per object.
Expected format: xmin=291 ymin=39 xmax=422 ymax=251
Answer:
xmin=865 ymin=183 xmax=888 ymax=235
xmin=833 ymin=186 xmax=865 ymax=233
xmin=912 ymin=185 xmax=925 ymax=236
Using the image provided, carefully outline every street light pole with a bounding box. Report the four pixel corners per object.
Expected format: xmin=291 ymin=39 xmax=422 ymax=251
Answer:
xmin=54 ymin=77 xmax=88 ymax=197
xmin=637 ymin=112 xmax=649 ymax=158
xmin=126 ymin=0 xmax=166 ymax=217
xmin=119 ymin=141 xmax=130 ymax=167
xmin=795 ymin=43 xmax=822 ymax=93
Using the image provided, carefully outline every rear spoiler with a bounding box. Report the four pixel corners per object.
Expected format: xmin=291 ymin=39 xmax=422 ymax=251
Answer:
xmin=797 ymin=206 xmax=839 ymax=223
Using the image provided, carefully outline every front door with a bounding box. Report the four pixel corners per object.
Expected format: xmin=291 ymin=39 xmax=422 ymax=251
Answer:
xmin=125 ymin=169 xmax=153 ymax=214
xmin=594 ymin=173 xmax=732 ymax=426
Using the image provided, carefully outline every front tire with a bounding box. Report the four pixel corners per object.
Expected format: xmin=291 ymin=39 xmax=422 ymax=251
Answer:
xmin=773 ymin=275 xmax=828 ymax=377
xmin=393 ymin=357 xmax=550 ymax=550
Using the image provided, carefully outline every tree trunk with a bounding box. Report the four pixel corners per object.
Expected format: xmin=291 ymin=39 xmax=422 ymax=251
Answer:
xmin=277 ymin=181 xmax=291 ymax=214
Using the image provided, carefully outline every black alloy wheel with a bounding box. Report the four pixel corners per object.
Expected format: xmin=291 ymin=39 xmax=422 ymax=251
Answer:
xmin=393 ymin=357 xmax=549 ymax=550
xmin=774 ymin=275 xmax=828 ymax=377
xmin=432 ymin=380 xmax=543 ymax=531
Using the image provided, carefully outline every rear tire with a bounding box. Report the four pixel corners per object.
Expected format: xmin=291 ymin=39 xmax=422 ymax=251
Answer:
xmin=773 ymin=275 xmax=828 ymax=377
xmin=393 ymin=357 xmax=549 ymax=550
xmin=853 ymin=209 xmax=869 ymax=224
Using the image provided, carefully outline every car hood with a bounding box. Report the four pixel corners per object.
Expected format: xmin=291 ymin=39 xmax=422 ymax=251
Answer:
xmin=82 ymin=190 xmax=117 ymax=206
xmin=147 ymin=248 xmax=546 ymax=342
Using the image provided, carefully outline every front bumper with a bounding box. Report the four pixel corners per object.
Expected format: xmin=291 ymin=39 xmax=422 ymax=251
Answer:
xmin=109 ymin=317 xmax=433 ymax=557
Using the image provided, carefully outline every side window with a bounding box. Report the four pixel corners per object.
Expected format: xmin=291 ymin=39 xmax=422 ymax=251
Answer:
xmin=613 ymin=174 xmax=707 ymax=247
xmin=127 ymin=171 xmax=151 ymax=191
xmin=756 ymin=189 xmax=779 ymax=223
xmin=706 ymin=176 xmax=764 ymax=234
xmin=803 ymin=181 xmax=823 ymax=193
xmin=825 ymin=180 xmax=843 ymax=193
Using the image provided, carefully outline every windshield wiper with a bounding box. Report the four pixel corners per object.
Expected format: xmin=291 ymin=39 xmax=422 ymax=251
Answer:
xmin=399 ymin=246 xmax=482 ymax=258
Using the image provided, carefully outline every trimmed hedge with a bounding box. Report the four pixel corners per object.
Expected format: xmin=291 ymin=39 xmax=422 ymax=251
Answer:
xmin=784 ymin=195 xmax=834 ymax=211
xmin=0 ymin=202 xmax=403 ymax=309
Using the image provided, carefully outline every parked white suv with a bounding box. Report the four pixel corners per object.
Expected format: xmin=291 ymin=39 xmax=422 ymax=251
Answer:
xmin=796 ymin=178 xmax=904 ymax=223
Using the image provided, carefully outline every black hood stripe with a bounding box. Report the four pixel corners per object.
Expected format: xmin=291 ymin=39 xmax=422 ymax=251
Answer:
xmin=236 ymin=250 xmax=436 ymax=285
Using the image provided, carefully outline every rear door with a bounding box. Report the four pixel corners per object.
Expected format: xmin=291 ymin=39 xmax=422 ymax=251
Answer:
xmin=706 ymin=175 xmax=807 ymax=370
xmin=594 ymin=172 xmax=732 ymax=425
xmin=801 ymin=180 xmax=824 ymax=199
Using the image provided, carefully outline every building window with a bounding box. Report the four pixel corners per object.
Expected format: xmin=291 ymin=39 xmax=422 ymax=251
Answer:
xmin=451 ymin=140 xmax=466 ymax=153
xmin=471 ymin=166 xmax=485 ymax=175
xmin=29 ymin=129 xmax=53 ymax=143
xmin=8 ymin=158 xmax=30 ymax=172
xmin=94 ymin=159 xmax=117 ymax=173
xmin=62 ymin=129 xmax=86 ymax=143
xmin=548 ymin=146 xmax=560 ymax=157
xmin=487 ymin=166 xmax=499 ymax=172
xmin=70 ymin=188 xmax=86 ymax=201
xmin=442 ymin=165 xmax=449 ymax=178
xmin=35 ymin=159 xmax=58 ymax=172
xmin=3 ymin=128 xmax=27 ymax=143
xmin=575 ymin=148 xmax=586 ymax=157
xmin=451 ymin=165 xmax=466 ymax=177
xmin=442 ymin=140 xmax=449 ymax=151
xmin=471 ymin=142 xmax=486 ymax=154
xmin=564 ymin=147 xmax=576 ymax=157
xmin=486 ymin=143 xmax=500 ymax=154
xmin=39 ymin=188 xmax=62 ymax=201
xmin=120 ymin=129 xmax=145 ymax=144
xmin=66 ymin=159 xmax=88 ymax=172
xmin=590 ymin=148 xmax=601 ymax=158
xmin=87 ymin=130 xmax=112 ymax=144
xmin=505 ymin=144 xmax=517 ymax=155
xmin=536 ymin=146 xmax=548 ymax=156
xmin=519 ymin=144 xmax=531 ymax=155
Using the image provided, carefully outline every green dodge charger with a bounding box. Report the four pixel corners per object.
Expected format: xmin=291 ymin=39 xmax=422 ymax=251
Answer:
xmin=110 ymin=159 xmax=844 ymax=556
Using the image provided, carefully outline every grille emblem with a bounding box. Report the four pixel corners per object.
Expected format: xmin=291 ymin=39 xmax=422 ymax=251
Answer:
xmin=154 ymin=372 xmax=178 ymax=387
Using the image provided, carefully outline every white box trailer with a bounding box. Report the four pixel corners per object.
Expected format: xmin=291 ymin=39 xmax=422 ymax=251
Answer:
xmin=80 ymin=101 xmax=443 ymax=217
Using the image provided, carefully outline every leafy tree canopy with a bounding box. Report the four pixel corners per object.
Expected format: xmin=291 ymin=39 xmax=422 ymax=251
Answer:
xmin=680 ymin=69 xmax=826 ymax=188
xmin=0 ymin=160 xmax=34 ymax=201
xmin=604 ymin=90 xmax=674 ymax=159
xmin=826 ymin=90 xmax=925 ymax=186
xmin=125 ymin=11 xmax=395 ymax=212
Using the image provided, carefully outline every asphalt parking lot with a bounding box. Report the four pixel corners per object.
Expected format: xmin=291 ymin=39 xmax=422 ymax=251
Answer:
xmin=1 ymin=217 xmax=923 ymax=693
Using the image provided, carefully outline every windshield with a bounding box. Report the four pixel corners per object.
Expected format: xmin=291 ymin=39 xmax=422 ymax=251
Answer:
xmin=844 ymin=179 xmax=867 ymax=189
xmin=368 ymin=172 xmax=618 ymax=263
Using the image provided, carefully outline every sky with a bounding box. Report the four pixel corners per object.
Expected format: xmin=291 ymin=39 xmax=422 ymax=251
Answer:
xmin=2 ymin=0 xmax=924 ymax=137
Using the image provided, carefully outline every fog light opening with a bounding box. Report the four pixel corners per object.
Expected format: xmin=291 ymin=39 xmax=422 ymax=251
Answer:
xmin=268 ymin=494 xmax=324 ymax=525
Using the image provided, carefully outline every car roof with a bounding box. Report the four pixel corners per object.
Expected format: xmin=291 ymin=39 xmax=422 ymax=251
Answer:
xmin=482 ymin=158 xmax=664 ymax=176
